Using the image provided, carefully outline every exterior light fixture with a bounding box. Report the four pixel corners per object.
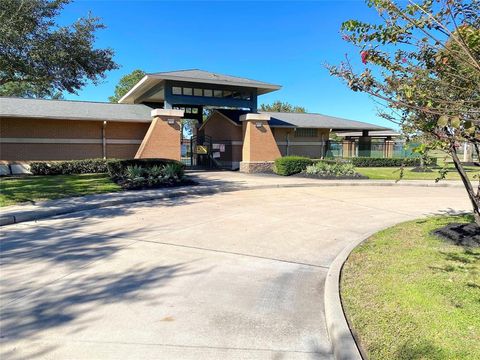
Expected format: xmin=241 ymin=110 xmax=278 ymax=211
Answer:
xmin=255 ymin=122 xmax=263 ymax=128
xmin=167 ymin=118 xmax=175 ymax=125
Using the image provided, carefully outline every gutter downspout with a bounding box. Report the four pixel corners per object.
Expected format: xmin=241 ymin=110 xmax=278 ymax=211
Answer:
xmin=102 ymin=121 xmax=107 ymax=159
xmin=286 ymin=131 xmax=290 ymax=156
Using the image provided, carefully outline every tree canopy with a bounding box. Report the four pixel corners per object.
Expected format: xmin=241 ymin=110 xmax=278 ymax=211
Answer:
xmin=328 ymin=0 xmax=480 ymax=224
xmin=108 ymin=69 xmax=146 ymax=103
xmin=260 ymin=101 xmax=307 ymax=113
xmin=0 ymin=0 xmax=118 ymax=98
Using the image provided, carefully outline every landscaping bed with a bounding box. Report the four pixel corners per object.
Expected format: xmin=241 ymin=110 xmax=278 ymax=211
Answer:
xmin=0 ymin=158 xmax=194 ymax=206
xmin=341 ymin=215 xmax=480 ymax=359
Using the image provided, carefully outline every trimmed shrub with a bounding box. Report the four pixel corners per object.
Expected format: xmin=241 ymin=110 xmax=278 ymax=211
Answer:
xmin=274 ymin=156 xmax=313 ymax=176
xmin=305 ymin=161 xmax=357 ymax=177
xmin=349 ymin=157 xmax=437 ymax=167
xmin=106 ymin=158 xmax=186 ymax=189
xmin=106 ymin=158 xmax=183 ymax=179
xmin=30 ymin=159 xmax=108 ymax=175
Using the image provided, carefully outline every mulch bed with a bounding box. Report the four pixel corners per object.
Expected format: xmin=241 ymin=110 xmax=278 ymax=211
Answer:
xmin=293 ymin=172 xmax=369 ymax=180
xmin=433 ymin=222 xmax=480 ymax=248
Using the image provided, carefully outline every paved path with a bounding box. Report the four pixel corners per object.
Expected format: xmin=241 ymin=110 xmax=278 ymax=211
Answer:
xmin=0 ymin=177 xmax=470 ymax=359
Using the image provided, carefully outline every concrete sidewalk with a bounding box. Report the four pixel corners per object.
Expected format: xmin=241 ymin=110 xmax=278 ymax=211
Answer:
xmin=0 ymin=170 xmax=464 ymax=226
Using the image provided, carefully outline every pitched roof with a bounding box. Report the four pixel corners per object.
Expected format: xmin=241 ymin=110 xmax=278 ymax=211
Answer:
xmin=148 ymin=69 xmax=281 ymax=89
xmin=213 ymin=109 xmax=389 ymax=131
xmin=118 ymin=69 xmax=281 ymax=103
xmin=0 ymin=97 xmax=153 ymax=122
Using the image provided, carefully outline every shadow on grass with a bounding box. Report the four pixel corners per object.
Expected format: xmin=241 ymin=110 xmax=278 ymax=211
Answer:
xmin=396 ymin=340 xmax=447 ymax=360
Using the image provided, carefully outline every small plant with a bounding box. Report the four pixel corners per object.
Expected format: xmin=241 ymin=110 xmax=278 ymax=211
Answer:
xmin=125 ymin=165 xmax=145 ymax=180
xmin=148 ymin=165 xmax=163 ymax=178
xmin=162 ymin=163 xmax=184 ymax=181
xmin=305 ymin=161 xmax=357 ymax=177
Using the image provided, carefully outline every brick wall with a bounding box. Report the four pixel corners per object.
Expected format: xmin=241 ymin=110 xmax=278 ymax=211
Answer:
xmin=0 ymin=117 xmax=149 ymax=161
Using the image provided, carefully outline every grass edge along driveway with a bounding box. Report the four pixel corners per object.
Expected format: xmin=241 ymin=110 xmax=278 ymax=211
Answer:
xmin=0 ymin=173 xmax=120 ymax=207
xmin=356 ymin=166 xmax=479 ymax=180
xmin=341 ymin=215 xmax=480 ymax=360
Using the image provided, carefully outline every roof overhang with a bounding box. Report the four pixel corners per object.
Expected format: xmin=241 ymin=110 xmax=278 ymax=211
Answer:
xmin=118 ymin=73 xmax=281 ymax=104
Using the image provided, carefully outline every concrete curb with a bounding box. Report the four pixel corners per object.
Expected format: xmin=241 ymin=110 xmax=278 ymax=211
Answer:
xmin=0 ymin=179 xmax=464 ymax=227
xmin=324 ymin=232 xmax=377 ymax=360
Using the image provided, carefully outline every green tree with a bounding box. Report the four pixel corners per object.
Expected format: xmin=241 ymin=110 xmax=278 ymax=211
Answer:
xmin=328 ymin=0 xmax=480 ymax=225
xmin=0 ymin=0 xmax=118 ymax=98
xmin=260 ymin=101 xmax=307 ymax=113
xmin=108 ymin=69 xmax=146 ymax=103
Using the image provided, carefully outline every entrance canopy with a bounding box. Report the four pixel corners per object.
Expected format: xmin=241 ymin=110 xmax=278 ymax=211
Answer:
xmin=118 ymin=69 xmax=281 ymax=112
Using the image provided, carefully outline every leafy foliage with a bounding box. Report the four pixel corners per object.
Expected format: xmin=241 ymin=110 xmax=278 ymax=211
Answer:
xmin=260 ymin=101 xmax=307 ymax=113
xmin=274 ymin=156 xmax=314 ymax=176
xmin=327 ymin=0 xmax=480 ymax=224
xmin=305 ymin=161 xmax=358 ymax=177
xmin=30 ymin=159 xmax=108 ymax=175
xmin=117 ymin=160 xmax=184 ymax=189
xmin=108 ymin=69 xmax=145 ymax=102
xmin=0 ymin=0 xmax=118 ymax=98
xmin=349 ymin=156 xmax=437 ymax=167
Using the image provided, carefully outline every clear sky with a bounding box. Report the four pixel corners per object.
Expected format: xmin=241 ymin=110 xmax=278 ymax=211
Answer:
xmin=59 ymin=0 xmax=392 ymax=128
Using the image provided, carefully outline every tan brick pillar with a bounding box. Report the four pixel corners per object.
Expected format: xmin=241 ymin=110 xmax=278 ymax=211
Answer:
xmin=384 ymin=139 xmax=394 ymax=158
xmin=342 ymin=139 xmax=354 ymax=158
xmin=240 ymin=113 xmax=281 ymax=173
xmin=135 ymin=109 xmax=184 ymax=160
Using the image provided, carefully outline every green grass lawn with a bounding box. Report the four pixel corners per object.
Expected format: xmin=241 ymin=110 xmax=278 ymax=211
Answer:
xmin=0 ymin=173 xmax=121 ymax=207
xmin=357 ymin=166 xmax=479 ymax=180
xmin=341 ymin=215 xmax=480 ymax=360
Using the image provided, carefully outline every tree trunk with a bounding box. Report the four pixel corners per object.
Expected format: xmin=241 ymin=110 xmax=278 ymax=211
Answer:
xmin=450 ymin=146 xmax=480 ymax=226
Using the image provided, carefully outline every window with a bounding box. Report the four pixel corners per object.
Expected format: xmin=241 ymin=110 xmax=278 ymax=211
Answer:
xmin=295 ymin=128 xmax=317 ymax=137
xmin=194 ymin=88 xmax=203 ymax=96
xmin=172 ymin=87 xmax=182 ymax=95
xmin=192 ymin=108 xmax=198 ymax=114
xmin=223 ymin=90 xmax=233 ymax=98
xmin=214 ymin=90 xmax=222 ymax=98
xmin=204 ymin=89 xmax=213 ymax=97
xmin=183 ymin=87 xmax=193 ymax=96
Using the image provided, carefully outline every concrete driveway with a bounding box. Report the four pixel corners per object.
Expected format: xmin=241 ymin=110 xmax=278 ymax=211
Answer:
xmin=0 ymin=183 xmax=470 ymax=359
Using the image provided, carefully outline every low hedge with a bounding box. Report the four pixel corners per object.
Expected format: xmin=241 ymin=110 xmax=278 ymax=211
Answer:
xmin=274 ymin=156 xmax=313 ymax=176
xmin=106 ymin=158 xmax=184 ymax=180
xmin=30 ymin=159 xmax=108 ymax=175
xmin=349 ymin=157 xmax=437 ymax=167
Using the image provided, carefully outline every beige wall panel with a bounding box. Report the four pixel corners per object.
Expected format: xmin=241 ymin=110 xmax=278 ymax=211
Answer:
xmin=106 ymin=122 xmax=149 ymax=140
xmin=288 ymin=145 xmax=324 ymax=158
xmin=203 ymin=113 xmax=243 ymax=141
xmin=0 ymin=117 xmax=102 ymax=139
xmin=273 ymin=127 xmax=329 ymax=142
xmin=0 ymin=143 xmax=102 ymax=161
xmin=106 ymin=144 xmax=140 ymax=159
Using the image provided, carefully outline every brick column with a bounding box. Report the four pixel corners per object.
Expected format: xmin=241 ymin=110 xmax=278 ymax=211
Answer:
xmin=240 ymin=113 xmax=281 ymax=173
xmin=135 ymin=109 xmax=184 ymax=160
xmin=384 ymin=138 xmax=394 ymax=158
xmin=342 ymin=138 xmax=355 ymax=158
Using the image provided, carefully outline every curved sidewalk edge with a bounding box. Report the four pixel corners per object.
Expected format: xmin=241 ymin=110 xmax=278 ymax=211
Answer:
xmin=324 ymin=232 xmax=376 ymax=360
xmin=0 ymin=178 xmax=464 ymax=227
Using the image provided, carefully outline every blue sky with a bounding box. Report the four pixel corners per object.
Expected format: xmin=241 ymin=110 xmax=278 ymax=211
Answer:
xmin=60 ymin=0 xmax=392 ymax=128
